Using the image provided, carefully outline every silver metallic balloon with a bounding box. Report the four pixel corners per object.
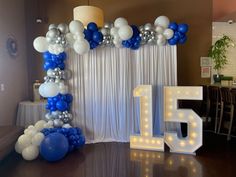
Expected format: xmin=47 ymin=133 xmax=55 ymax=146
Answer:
xmin=144 ymin=23 xmax=153 ymax=31
xmin=58 ymin=23 xmax=69 ymax=34
xmin=45 ymin=113 xmax=53 ymax=120
xmin=48 ymin=24 xmax=57 ymax=30
xmin=53 ymin=119 xmax=64 ymax=127
xmin=62 ymin=69 xmax=72 ymax=80
xmin=100 ymin=28 xmax=109 ymax=35
xmin=46 ymin=28 xmax=60 ymax=39
xmin=104 ymin=22 xmax=114 ymax=29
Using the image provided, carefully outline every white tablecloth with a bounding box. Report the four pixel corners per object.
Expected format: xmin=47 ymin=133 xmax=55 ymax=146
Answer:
xmin=16 ymin=101 xmax=47 ymax=127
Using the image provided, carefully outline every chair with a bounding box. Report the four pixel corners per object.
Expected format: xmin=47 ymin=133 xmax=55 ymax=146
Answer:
xmin=207 ymin=86 xmax=222 ymax=132
xmin=200 ymin=85 xmax=210 ymax=122
xmin=218 ymin=87 xmax=234 ymax=140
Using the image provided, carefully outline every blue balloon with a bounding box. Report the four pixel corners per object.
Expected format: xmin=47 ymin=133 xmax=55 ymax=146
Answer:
xmin=87 ymin=22 xmax=98 ymax=31
xmin=58 ymin=52 xmax=67 ymax=61
xmin=56 ymin=100 xmax=68 ymax=111
xmin=92 ymin=31 xmax=103 ymax=43
xmin=169 ymin=22 xmax=178 ymax=31
xmin=44 ymin=61 xmax=56 ymax=70
xmin=168 ymin=38 xmax=177 ymax=45
xmin=84 ymin=29 xmax=93 ymax=41
xmin=50 ymin=106 xmax=57 ymax=111
xmin=40 ymin=132 xmax=69 ymax=162
xmin=178 ymin=24 xmax=189 ymax=34
xmin=43 ymin=51 xmax=52 ymax=60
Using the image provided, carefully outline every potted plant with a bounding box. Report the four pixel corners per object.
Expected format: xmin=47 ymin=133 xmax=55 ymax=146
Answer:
xmin=208 ymin=35 xmax=234 ymax=82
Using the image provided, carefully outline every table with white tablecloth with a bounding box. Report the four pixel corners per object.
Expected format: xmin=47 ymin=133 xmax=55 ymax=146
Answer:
xmin=16 ymin=101 xmax=47 ymax=127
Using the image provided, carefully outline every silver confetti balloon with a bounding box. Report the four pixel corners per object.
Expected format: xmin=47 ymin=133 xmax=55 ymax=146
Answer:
xmin=139 ymin=24 xmax=156 ymax=45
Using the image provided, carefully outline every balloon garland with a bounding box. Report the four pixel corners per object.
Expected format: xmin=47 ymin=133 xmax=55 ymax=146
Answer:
xmin=33 ymin=16 xmax=189 ymax=55
xmin=15 ymin=15 xmax=189 ymax=162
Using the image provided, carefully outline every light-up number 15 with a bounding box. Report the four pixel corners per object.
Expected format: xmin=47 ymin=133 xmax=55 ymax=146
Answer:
xmin=130 ymin=85 xmax=202 ymax=155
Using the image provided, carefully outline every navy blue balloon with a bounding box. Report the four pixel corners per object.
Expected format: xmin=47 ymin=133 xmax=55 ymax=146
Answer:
xmin=58 ymin=63 xmax=65 ymax=70
xmin=87 ymin=22 xmax=98 ymax=31
xmin=169 ymin=22 xmax=178 ymax=31
xmin=56 ymin=100 xmax=68 ymax=111
xmin=84 ymin=29 xmax=93 ymax=41
xmin=90 ymin=41 xmax=98 ymax=49
xmin=58 ymin=52 xmax=67 ymax=61
xmin=92 ymin=31 xmax=103 ymax=43
xmin=173 ymin=32 xmax=180 ymax=42
xmin=168 ymin=38 xmax=177 ymax=45
xmin=40 ymin=132 xmax=69 ymax=162
xmin=66 ymin=94 xmax=73 ymax=103
xmin=178 ymin=24 xmax=189 ymax=34
xmin=131 ymin=25 xmax=139 ymax=36
xmin=179 ymin=35 xmax=187 ymax=44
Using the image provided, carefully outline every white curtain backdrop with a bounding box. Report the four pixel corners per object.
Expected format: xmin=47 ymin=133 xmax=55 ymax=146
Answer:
xmin=67 ymin=45 xmax=178 ymax=143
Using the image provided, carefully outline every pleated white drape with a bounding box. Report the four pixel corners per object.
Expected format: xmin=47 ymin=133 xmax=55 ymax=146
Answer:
xmin=67 ymin=45 xmax=177 ymax=143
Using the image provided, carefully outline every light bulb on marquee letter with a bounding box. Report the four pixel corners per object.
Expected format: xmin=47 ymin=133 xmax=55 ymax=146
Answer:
xmin=130 ymin=85 xmax=164 ymax=151
xmin=164 ymin=86 xmax=203 ymax=154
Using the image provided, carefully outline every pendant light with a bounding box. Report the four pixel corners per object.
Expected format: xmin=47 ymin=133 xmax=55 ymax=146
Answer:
xmin=73 ymin=0 xmax=104 ymax=27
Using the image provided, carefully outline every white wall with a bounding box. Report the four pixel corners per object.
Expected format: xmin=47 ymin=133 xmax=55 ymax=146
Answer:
xmin=212 ymin=22 xmax=236 ymax=79
xmin=0 ymin=0 xmax=29 ymax=125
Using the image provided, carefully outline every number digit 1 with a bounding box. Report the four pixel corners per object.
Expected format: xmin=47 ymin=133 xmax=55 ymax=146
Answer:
xmin=130 ymin=85 xmax=164 ymax=151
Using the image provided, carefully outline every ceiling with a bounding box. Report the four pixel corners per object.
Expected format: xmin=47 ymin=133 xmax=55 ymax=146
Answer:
xmin=213 ymin=0 xmax=236 ymax=22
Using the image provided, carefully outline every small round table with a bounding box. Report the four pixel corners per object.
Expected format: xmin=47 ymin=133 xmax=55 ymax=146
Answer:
xmin=16 ymin=101 xmax=47 ymax=127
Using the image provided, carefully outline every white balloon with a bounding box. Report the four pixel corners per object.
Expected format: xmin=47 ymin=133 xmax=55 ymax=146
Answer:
xmin=39 ymin=82 xmax=59 ymax=98
xmin=154 ymin=16 xmax=170 ymax=28
xmin=25 ymin=129 xmax=37 ymax=137
xmin=163 ymin=29 xmax=174 ymax=39
xmin=73 ymin=39 xmax=90 ymax=55
xmin=114 ymin=17 xmax=128 ymax=28
xmin=63 ymin=124 xmax=72 ymax=128
xmin=15 ymin=141 xmax=23 ymax=154
xmin=39 ymin=83 xmax=46 ymax=98
xmin=110 ymin=27 xmax=118 ymax=35
xmin=58 ymin=82 xmax=69 ymax=94
xmin=33 ymin=36 xmax=49 ymax=53
xmin=27 ymin=125 xmax=35 ymax=130
xmin=31 ymin=133 xmax=45 ymax=146
xmin=113 ymin=35 xmax=120 ymax=41
xmin=118 ymin=25 xmax=133 ymax=40
xmin=22 ymin=145 xmax=39 ymax=161
xmin=66 ymin=33 xmax=75 ymax=48
xmin=69 ymin=20 xmax=84 ymax=34
xmin=157 ymin=38 xmax=167 ymax=46
xmin=155 ymin=26 xmax=164 ymax=34
xmin=34 ymin=120 xmax=47 ymax=131
xmin=157 ymin=34 xmax=165 ymax=40
xmin=18 ymin=135 xmax=31 ymax=149
xmin=74 ymin=32 xmax=85 ymax=40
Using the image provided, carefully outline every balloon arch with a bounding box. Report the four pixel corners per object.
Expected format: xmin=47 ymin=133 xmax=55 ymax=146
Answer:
xmin=15 ymin=16 xmax=189 ymax=162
